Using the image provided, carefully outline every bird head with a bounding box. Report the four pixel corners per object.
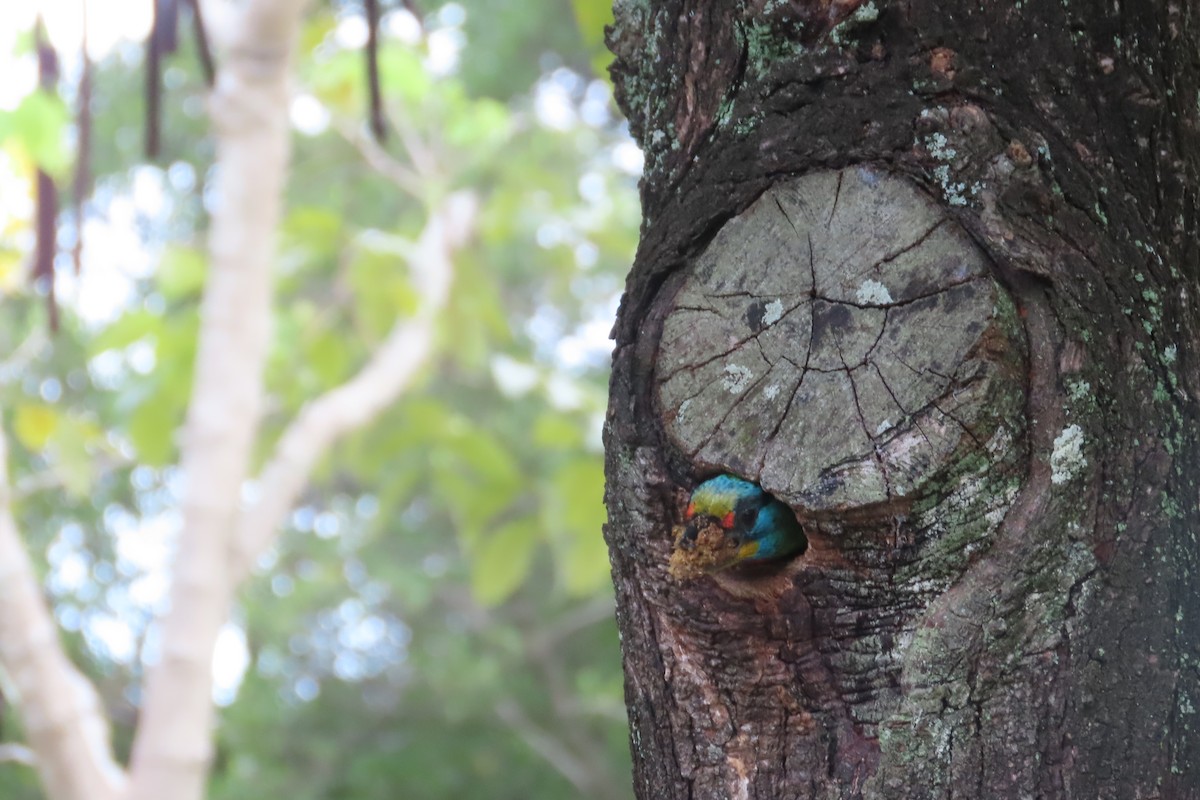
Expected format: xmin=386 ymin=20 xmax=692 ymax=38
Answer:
xmin=680 ymin=475 xmax=807 ymax=570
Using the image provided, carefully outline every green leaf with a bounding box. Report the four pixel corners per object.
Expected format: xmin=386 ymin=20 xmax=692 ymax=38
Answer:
xmin=470 ymin=519 xmax=538 ymax=606
xmin=299 ymin=10 xmax=337 ymax=57
xmin=454 ymin=428 xmax=521 ymax=488
xmin=307 ymin=50 xmax=361 ymax=111
xmin=13 ymin=403 xmax=58 ymax=451
xmin=0 ymin=246 xmax=23 ymax=287
xmin=306 ymin=328 xmax=350 ymax=387
xmin=553 ymin=458 xmax=605 ymax=535
xmin=154 ymin=312 xmax=201 ymax=399
xmin=7 ymin=91 xmax=70 ymax=176
xmin=156 ymin=246 xmax=207 ymax=299
xmin=349 ymin=238 xmax=420 ymax=337
xmin=558 ymin=517 xmax=612 ymax=596
xmin=433 ymin=461 xmax=517 ymax=545
xmin=281 ymin=206 xmax=343 ymax=269
xmin=49 ymin=415 xmax=98 ymax=499
xmin=532 ymin=414 xmax=583 ymax=450
xmin=378 ymin=48 xmax=432 ymax=106
xmin=444 ymin=98 xmax=512 ymax=151
xmin=445 ymin=256 xmax=511 ymax=368
xmin=90 ymin=309 xmax=161 ymax=354
xmin=572 ymin=0 xmax=616 ymax=77
xmin=128 ymin=392 xmax=177 ymax=466
xmin=548 ymin=457 xmax=610 ymax=595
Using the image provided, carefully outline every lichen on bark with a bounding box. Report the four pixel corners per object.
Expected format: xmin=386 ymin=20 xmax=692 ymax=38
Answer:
xmin=605 ymin=2 xmax=1200 ymax=798
xmin=657 ymin=167 xmax=1025 ymax=518
xmin=622 ymin=166 xmax=1033 ymax=794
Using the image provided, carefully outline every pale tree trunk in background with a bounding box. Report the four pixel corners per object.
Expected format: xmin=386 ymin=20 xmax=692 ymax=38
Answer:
xmin=604 ymin=2 xmax=1200 ymax=798
xmin=0 ymin=432 xmax=124 ymax=800
xmin=0 ymin=0 xmax=477 ymax=797
xmin=0 ymin=2 xmax=309 ymax=797
xmin=124 ymin=2 xmax=307 ymax=798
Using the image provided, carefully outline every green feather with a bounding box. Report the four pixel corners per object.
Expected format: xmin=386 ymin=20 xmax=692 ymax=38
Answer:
xmin=686 ymin=475 xmax=807 ymax=568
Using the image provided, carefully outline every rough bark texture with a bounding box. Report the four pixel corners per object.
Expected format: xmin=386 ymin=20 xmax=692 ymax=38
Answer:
xmin=603 ymin=2 xmax=1200 ymax=798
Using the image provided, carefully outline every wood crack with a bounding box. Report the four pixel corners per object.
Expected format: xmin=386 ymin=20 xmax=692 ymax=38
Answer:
xmin=658 ymin=295 xmax=808 ymax=381
xmin=843 ymin=352 xmax=895 ymax=500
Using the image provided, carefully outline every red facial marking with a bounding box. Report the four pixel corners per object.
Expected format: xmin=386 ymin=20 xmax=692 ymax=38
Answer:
xmin=685 ymin=503 xmax=695 ymax=520
xmin=721 ymin=511 xmax=735 ymax=529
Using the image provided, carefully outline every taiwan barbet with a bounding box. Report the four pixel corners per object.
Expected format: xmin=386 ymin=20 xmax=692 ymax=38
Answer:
xmin=668 ymin=474 xmax=808 ymax=579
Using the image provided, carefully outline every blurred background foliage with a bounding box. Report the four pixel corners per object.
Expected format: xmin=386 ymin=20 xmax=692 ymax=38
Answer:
xmin=0 ymin=0 xmax=638 ymax=797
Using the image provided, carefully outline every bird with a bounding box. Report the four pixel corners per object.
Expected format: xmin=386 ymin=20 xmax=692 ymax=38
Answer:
xmin=678 ymin=474 xmax=808 ymax=571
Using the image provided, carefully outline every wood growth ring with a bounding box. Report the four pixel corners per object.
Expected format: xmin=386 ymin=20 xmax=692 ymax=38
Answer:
xmin=657 ymin=167 xmax=1026 ymax=514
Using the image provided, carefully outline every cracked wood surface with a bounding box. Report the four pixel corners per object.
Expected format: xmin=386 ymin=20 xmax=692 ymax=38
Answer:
xmin=604 ymin=1 xmax=1200 ymax=799
xmin=620 ymin=170 xmax=1029 ymax=800
xmin=657 ymin=167 xmax=1020 ymax=513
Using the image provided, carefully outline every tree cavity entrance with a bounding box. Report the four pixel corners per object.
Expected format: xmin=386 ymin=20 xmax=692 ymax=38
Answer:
xmin=656 ymin=167 xmax=1025 ymax=513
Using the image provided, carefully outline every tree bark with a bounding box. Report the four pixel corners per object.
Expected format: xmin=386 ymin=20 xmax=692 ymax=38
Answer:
xmin=603 ymin=2 xmax=1200 ymax=798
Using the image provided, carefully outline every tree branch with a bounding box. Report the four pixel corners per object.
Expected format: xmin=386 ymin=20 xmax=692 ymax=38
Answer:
xmin=0 ymin=424 xmax=125 ymax=800
xmin=125 ymin=2 xmax=310 ymax=799
xmin=0 ymin=328 xmax=48 ymax=383
xmin=336 ymin=119 xmax=423 ymax=197
xmin=493 ymin=698 xmax=598 ymax=796
xmin=231 ymin=190 xmax=477 ymax=580
xmin=0 ymin=742 xmax=37 ymax=766
xmin=530 ymin=596 xmax=616 ymax=651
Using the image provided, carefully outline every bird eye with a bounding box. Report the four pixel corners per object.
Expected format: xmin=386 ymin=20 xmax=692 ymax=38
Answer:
xmin=739 ymin=507 xmax=757 ymax=526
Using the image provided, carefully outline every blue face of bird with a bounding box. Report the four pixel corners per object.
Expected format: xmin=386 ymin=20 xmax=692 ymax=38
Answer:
xmin=681 ymin=475 xmax=773 ymax=567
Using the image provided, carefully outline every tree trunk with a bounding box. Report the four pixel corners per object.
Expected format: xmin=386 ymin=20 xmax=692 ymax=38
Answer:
xmin=602 ymin=2 xmax=1200 ymax=798
xmin=125 ymin=4 xmax=307 ymax=799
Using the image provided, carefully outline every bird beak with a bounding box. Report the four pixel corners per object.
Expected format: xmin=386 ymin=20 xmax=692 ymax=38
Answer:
xmin=678 ymin=522 xmax=699 ymax=550
xmin=735 ymin=540 xmax=761 ymax=561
